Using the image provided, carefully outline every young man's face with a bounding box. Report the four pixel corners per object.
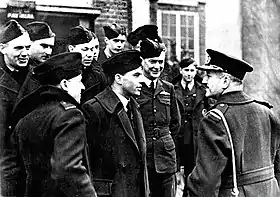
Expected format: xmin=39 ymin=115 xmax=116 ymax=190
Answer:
xmin=105 ymin=34 xmax=126 ymax=54
xmin=142 ymin=51 xmax=165 ymax=80
xmin=202 ymin=71 xmax=226 ymax=98
xmin=29 ymin=37 xmax=55 ymax=63
xmin=180 ymin=63 xmax=197 ymax=83
xmin=0 ymin=33 xmax=31 ymax=69
xmin=121 ymin=66 xmax=143 ymax=97
xmin=64 ymin=74 xmax=85 ymax=103
xmin=69 ymin=38 xmax=99 ymax=66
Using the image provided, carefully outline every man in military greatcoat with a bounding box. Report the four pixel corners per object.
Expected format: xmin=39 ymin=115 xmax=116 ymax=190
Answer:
xmin=7 ymin=52 xmax=97 ymax=197
xmin=82 ymin=50 xmax=149 ymax=197
xmin=0 ymin=20 xmax=31 ymax=195
xmin=187 ymin=49 xmax=280 ymax=197
xmin=67 ymin=25 xmax=107 ymax=104
xmin=130 ymin=25 xmax=181 ymax=197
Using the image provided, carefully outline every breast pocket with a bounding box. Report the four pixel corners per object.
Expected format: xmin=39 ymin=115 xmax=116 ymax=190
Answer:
xmin=158 ymin=94 xmax=171 ymax=122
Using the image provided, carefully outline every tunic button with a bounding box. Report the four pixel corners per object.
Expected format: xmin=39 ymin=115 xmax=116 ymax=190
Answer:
xmin=8 ymin=126 xmax=12 ymax=129
xmin=154 ymin=109 xmax=156 ymax=113
xmin=186 ymin=104 xmax=189 ymax=106
xmin=152 ymin=137 xmax=157 ymax=141
xmin=184 ymin=120 xmax=188 ymax=123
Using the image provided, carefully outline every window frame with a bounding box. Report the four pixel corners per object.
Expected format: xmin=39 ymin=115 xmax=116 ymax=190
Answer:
xmin=157 ymin=9 xmax=200 ymax=62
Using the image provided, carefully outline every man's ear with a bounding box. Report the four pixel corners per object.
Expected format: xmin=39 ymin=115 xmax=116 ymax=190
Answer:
xmin=104 ymin=37 xmax=109 ymax=45
xmin=222 ymin=75 xmax=231 ymax=88
xmin=68 ymin=45 xmax=75 ymax=52
xmin=59 ymin=79 xmax=68 ymax=91
xmin=179 ymin=67 xmax=183 ymax=75
xmin=0 ymin=43 xmax=7 ymax=54
xmin=114 ymin=73 xmax=123 ymax=85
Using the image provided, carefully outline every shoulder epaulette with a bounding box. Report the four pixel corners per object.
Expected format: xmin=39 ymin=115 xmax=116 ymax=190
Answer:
xmin=215 ymin=103 xmax=229 ymax=114
xmin=205 ymin=103 xmax=228 ymax=122
xmin=253 ymin=99 xmax=273 ymax=109
xmin=60 ymin=101 xmax=76 ymax=110
xmin=205 ymin=110 xmax=222 ymax=122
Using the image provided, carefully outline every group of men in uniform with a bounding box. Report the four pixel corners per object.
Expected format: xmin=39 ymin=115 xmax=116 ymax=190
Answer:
xmin=0 ymin=18 xmax=279 ymax=197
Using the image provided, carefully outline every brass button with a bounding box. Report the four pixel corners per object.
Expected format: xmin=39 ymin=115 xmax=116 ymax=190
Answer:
xmin=152 ymin=137 xmax=157 ymax=140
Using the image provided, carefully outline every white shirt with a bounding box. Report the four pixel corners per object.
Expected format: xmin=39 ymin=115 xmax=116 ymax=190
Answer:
xmin=142 ymin=76 xmax=157 ymax=89
xmin=112 ymin=89 xmax=130 ymax=112
xmin=181 ymin=79 xmax=194 ymax=91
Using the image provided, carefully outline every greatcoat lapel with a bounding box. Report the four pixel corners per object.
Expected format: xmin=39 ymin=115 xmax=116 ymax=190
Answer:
xmin=117 ymin=108 xmax=140 ymax=154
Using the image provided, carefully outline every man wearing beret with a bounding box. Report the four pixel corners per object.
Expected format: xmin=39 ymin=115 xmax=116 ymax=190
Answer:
xmin=26 ymin=21 xmax=56 ymax=69
xmin=0 ymin=19 xmax=31 ymax=194
xmin=5 ymin=52 xmax=97 ymax=197
xmin=135 ymin=28 xmax=181 ymax=197
xmin=97 ymin=23 xmax=126 ymax=64
xmin=127 ymin=24 xmax=160 ymax=51
xmin=82 ymin=50 xmax=149 ymax=197
xmin=15 ymin=21 xmax=56 ymax=102
xmin=187 ymin=49 xmax=280 ymax=197
xmin=67 ymin=25 xmax=107 ymax=104
xmin=173 ymin=57 xmax=210 ymax=196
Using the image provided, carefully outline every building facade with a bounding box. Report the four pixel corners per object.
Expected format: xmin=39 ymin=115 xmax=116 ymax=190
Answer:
xmin=0 ymin=0 xmax=206 ymax=64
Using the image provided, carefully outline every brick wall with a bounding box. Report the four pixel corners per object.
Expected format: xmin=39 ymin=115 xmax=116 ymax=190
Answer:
xmin=94 ymin=0 xmax=132 ymax=49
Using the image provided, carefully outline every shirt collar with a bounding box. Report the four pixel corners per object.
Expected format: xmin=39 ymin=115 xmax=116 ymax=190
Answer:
xmin=112 ymin=89 xmax=130 ymax=111
xmin=181 ymin=79 xmax=195 ymax=91
xmin=143 ymin=76 xmax=157 ymax=88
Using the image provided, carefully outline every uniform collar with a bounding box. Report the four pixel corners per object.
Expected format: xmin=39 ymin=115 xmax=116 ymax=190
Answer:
xmin=142 ymin=76 xmax=157 ymax=88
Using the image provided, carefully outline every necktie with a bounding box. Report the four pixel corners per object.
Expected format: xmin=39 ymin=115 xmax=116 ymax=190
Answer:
xmin=127 ymin=101 xmax=135 ymax=130
xmin=150 ymin=81 xmax=155 ymax=93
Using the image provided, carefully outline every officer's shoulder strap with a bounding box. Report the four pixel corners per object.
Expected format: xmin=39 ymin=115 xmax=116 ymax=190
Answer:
xmin=60 ymin=101 xmax=76 ymax=110
xmin=205 ymin=103 xmax=229 ymax=122
xmin=253 ymin=99 xmax=273 ymax=109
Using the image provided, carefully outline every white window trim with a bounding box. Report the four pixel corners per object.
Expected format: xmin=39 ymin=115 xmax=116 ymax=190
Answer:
xmin=157 ymin=10 xmax=199 ymax=62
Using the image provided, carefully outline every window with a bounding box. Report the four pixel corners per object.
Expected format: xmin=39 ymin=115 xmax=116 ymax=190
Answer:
xmin=158 ymin=10 xmax=199 ymax=62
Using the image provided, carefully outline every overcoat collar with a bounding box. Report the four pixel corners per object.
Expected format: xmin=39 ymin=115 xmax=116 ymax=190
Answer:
xmin=0 ymin=54 xmax=20 ymax=93
xmin=216 ymin=91 xmax=254 ymax=105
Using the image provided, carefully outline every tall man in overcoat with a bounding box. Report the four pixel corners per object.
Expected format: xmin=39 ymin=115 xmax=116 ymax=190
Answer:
xmin=0 ymin=20 xmax=31 ymax=195
xmin=187 ymin=49 xmax=280 ymax=197
xmin=131 ymin=25 xmax=181 ymax=197
xmin=82 ymin=50 xmax=149 ymax=197
xmin=7 ymin=52 xmax=97 ymax=197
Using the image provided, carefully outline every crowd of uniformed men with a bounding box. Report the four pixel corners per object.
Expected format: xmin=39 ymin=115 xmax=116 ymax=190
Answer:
xmin=0 ymin=19 xmax=279 ymax=197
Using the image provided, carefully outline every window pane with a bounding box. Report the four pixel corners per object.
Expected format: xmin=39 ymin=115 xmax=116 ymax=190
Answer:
xmin=189 ymin=39 xmax=194 ymax=49
xmin=181 ymin=27 xmax=187 ymax=38
xmin=181 ymin=15 xmax=186 ymax=26
xmin=170 ymin=14 xmax=176 ymax=24
xmin=162 ymin=13 xmax=168 ymax=24
xmin=162 ymin=25 xmax=168 ymax=36
xmin=188 ymin=27 xmax=194 ymax=38
xmin=188 ymin=16 xmax=194 ymax=26
xmin=170 ymin=26 xmax=176 ymax=37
